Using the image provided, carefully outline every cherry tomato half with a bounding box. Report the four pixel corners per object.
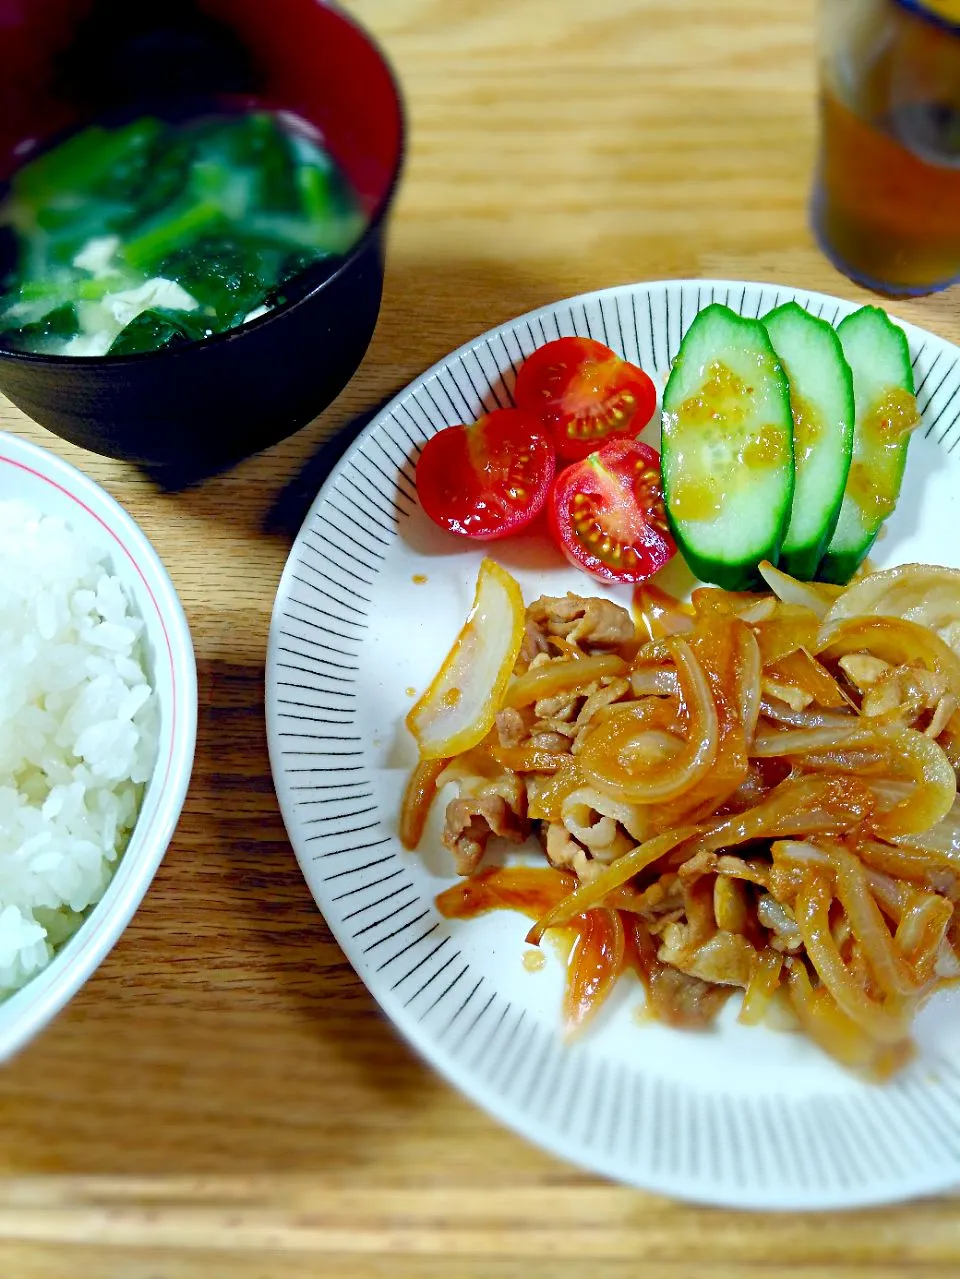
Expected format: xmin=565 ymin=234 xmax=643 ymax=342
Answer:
xmin=548 ymin=438 xmax=676 ymax=584
xmin=514 ymin=337 xmax=658 ymax=461
xmin=416 ymin=409 xmax=556 ymax=540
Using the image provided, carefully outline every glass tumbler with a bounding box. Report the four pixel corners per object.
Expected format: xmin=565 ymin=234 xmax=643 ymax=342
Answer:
xmin=813 ymin=0 xmax=960 ymax=296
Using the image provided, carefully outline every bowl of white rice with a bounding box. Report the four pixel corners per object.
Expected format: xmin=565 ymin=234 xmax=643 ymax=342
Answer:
xmin=0 ymin=430 xmax=196 ymax=1059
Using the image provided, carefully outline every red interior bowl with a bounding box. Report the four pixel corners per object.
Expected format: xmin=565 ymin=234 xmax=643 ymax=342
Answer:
xmin=0 ymin=0 xmax=403 ymax=212
xmin=0 ymin=0 xmax=405 ymax=474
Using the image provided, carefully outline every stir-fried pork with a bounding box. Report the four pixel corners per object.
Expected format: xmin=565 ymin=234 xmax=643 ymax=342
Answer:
xmin=527 ymin=593 xmax=635 ymax=650
xmin=442 ymin=796 xmax=528 ymax=875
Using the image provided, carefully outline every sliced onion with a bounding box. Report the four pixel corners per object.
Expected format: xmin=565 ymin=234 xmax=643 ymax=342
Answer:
xmin=799 ymin=748 xmax=888 ymax=772
xmin=751 ymin=720 xmax=958 ymax=835
xmin=869 ymin=726 xmax=957 ymax=838
xmin=764 ymin=648 xmax=852 ymax=710
xmin=758 ymin=561 xmax=841 ymax=619
xmin=687 ymin=775 xmax=875 ymax=867
xmin=858 ymin=836 xmax=960 ymax=888
xmin=406 ymin=558 xmax=525 ymax=759
xmin=561 ymin=789 xmax=635 ymax=859
xmin=736 ymin=597 xmax=779 ymax=624
xmin=527 ymin=764 xmax=587 ymax=825
xmin=927 ymin=694 xmax=957 ymax=741
xmin=737 ymin=625 xmax=762 ymax=745
xmin=891 ymin=797 xmax=960 ymax=860
xmin=752 ymin=723 xmax=869 ymax=757
xmin=794 ymin=875 xmax=913 ymax=1043
xmin=488 ymin=744 xmax=569 ymax=773
xmin=739 ymin=948 xmax=784 ymax=1026
xmin=821 ymin=841 xmax=916 ymax=998
xmin=399 ymin=757 xmax=447 ymax=849
xmin=560 ymin=786 xmax=652 ymax=843
xmin=503 ymin=653 xmax=628 ymax=709
xmin=771 ymin=838 xmax=834 ymax=871
xmin=895 ymin=894 xmax=954 ymax=986
xmin=816 ymin=615 xmax=960 ymax=701
xmin=864 ymin=866 xmax=919 ymax=922
xmin=935 ymin=942 xmax=960 ymax=980
xmin=756 ymin=890 xmax=804 ymax=945
xmin=692 ymin=585 xmax=768 ymax=618
xmin=754 ymin=609 xmax=821 ymax=665
xmin=629 ymin=666 xmax=679 ymax=697
xmin=580 ymin=639 xmax=718 ymax=804
xmin=634 ymin=584 xmax=694 ymax=640
xmin=786 ymin=960 xmax=912 ymax=1077
xmin=564 ymin=908 xmax=625 ymax=1036
xmin=759 ymin=698 xmax=857 ymax=730
xmin=825 ymin=563 xmax=960 ymax=658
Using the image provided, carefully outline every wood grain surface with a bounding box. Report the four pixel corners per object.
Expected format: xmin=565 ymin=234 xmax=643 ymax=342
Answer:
xmin=1 ymin=1 xmax=960 ymax=1274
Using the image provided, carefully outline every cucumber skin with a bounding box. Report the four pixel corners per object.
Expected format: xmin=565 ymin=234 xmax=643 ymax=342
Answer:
xmin=818 ymin=306 xmax=916 ymax=585
xmin=787 ymin=537 xmax=838 ymax=583
xmin=818 ymin=531 xmax=880 ymax=587
xmin=784 ymin=534 xmax=831 ymax=585
xmin=784 ymin=534 xmax=832 ymax=586
xmin=661 ymin=304 xmax=794 ymax=592
xmin=668 ymin=539 xmax=775 ymax=593
xmin=763 ymin=302 xmax=855 ymax=582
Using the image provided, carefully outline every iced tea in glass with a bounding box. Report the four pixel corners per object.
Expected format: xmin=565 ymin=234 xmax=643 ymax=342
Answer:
xmin=814 ymin=0 xmax=960 ymax=295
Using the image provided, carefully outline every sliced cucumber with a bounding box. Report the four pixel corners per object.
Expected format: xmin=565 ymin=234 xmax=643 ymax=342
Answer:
xmin=661 ymin=304 xmax=794 ymax=590
xmin=819 ymin=306 xmax=919 ymax=585
xmin=763 ymin=302 xmax=855 ymax=581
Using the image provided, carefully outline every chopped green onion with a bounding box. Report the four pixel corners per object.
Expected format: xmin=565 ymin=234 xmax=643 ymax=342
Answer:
xmin=297 ymin=165 xmax=333 ymax=223
xmin=12 ymin=118 xmax=164 ymax=207
xmin=122 ymin=200 xmax=224 ymax=271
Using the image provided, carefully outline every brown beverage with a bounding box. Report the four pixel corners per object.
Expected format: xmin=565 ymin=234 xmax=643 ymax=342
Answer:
xmin=814 ymin=1 xmax=960 ymax=295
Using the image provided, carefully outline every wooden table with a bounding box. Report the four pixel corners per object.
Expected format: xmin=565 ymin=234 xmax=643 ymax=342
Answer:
xmin=1 ymin=1 xmax=959 ymax=1274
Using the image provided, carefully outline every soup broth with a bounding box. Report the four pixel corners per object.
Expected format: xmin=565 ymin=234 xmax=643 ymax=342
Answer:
xmin=0 ymin=107 xmax=366 ymax=356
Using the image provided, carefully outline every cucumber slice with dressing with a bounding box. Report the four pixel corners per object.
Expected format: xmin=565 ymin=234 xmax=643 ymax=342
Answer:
xmin=661 ymin=304 xmax=794 ymax=590
xmin=763 ymin=302 xmax=855 ymax=580
xmin=818 ymin=306 xmax=919 ymax=585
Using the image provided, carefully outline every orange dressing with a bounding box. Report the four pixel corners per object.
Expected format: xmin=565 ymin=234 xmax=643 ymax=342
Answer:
xmin=669 ymin=476 xmax=723 ymax=522
xmin=742 ymin=424 xmax=788 ymax=469
xmin=669 ymin=359 xmax=786 ymax=523
xmin=790 ymin=390 xmax=823 ymax=467
xmin=848 ymin=389 xmax=921 ymax=523
xmin=679 ymin=360 xmax=749 ymax=427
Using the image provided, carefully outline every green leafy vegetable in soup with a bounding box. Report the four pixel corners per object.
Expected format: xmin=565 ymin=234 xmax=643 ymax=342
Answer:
xmin=0 ymin=111 xmax=366 ymax=356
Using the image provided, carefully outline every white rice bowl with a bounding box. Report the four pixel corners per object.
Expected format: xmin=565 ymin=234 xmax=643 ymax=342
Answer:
xmin=0 ymin=431 xmax=194 ymax=1060
xmin=0 ymin=498 xmax=158 ymax=993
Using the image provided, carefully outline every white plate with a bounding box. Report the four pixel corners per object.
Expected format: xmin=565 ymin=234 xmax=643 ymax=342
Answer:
xmin=266 ymin=280 xmax=960 ymax=1210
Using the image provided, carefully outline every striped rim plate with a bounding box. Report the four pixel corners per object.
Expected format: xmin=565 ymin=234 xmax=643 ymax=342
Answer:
xmin=266 ymin=280 xmax=960 ymax=1210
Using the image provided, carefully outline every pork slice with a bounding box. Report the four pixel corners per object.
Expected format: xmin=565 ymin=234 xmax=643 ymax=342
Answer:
xmin=645 ymin=965 xmax=734 ymax=1029
xmin=495 ymin=707 xmax=530 ymax=748
xmin=520 ymin=619 xmax=551 ymax=665
xmin=527 ymin=593 xmax=635 ymax=650
xmin=441 ymin=795 xmax=527 ymax=875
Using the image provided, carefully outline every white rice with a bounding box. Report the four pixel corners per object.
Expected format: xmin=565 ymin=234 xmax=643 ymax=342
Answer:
xmin=0 ymin=500 xmax=158 ymax=994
